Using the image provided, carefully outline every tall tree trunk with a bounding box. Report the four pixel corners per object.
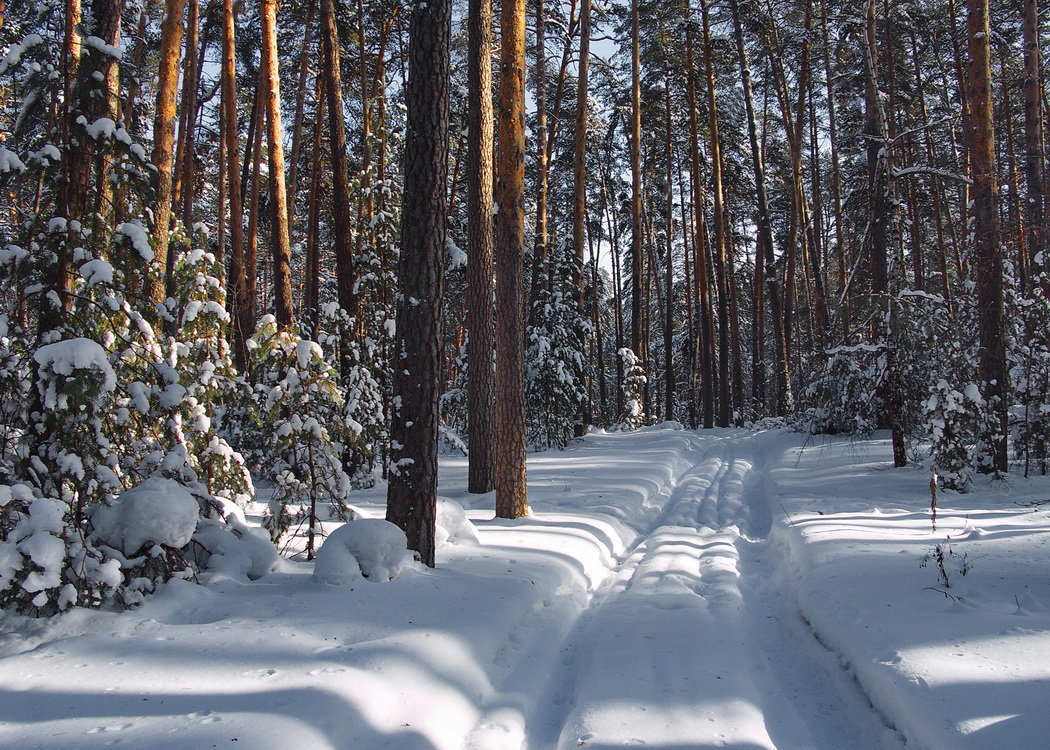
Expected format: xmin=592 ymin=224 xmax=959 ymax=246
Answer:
xmin=466 ymin=0 xmax=496 ymax=493
xmin=864 ymin=0 xmax=907 ymax=467
xmin=729 ymin=0 xmax=786 ymax=414
xmin=967 ymin=0 xmax=1008 ymax=472
xmin=699 ymin=0 xmax=731 ymax=427
xmin=494 ymin=0 xmax=529 ymax=518
xmin=287 ymin=1 xmax=317 ymax=230
xmin=629 ymin=0 xmax=646 ymax=417
xmin=321 ymin=0 xmax=360 ymax=321
xmin=260 ymin=0 xmax=293 ymax=326
xmin=304 ymin=81 xmax=326 ymax=338
xmin=1022 ymin=0 xmax=1045 ymax=288
xmin=222 ymin=0 xmax=247 ymax=364
xmin=173 ymin=0 xmax=199 ymax=223
xmin=529 ymin=0 xmax=550 ymax=322
xmin=685 ymin=26 xmax=714 ymax=428
xmin=663 ymin=81 xmax=675 ymax=423
xmin=386 ymin=0 xmax=451 ymax=567
xmin=147 ymin=0 xmax=188 ymax=306
xmin=89 ymin=0 xmax=124 ymax=221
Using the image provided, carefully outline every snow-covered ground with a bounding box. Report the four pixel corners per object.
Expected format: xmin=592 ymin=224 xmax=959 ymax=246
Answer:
xmin=1 ymin=426 xmax=1049 ymax=749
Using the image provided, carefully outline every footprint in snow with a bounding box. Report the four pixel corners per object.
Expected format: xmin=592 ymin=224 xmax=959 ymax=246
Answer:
xmin=86 ymin=723 xmax=132 ymax=734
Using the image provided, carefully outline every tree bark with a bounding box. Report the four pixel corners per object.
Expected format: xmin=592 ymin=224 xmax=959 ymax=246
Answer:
xmin=147 ymin=0 xmax=188 ymax=306
xmin=466 ymin=0 xmax=496 ymax=494
xmin=967 ymin=0 xmax=1008 ymax=472
xmin=260 ymin=0 xmax=294 ymax=327
xmin=321 ymin=0 xmax=360 ymax=321
xmin=386 ymin=0 xmax=451 ymax=567
xmin=222 ymin=0 xmax=247 ymax=364
xmin=629 ymin=0 xmax=646 ymax=418
xmin=1022 ymin=0 xmax=1045 ymax=288
xmin=494 ymin=0 xmax=529 ymax=518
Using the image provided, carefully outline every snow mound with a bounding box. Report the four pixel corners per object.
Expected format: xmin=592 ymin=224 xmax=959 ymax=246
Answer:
xmin=92 ymin=478 xmax=199 ymax=555
xmin=191 ymin=516 xmax=277 ymax=581
xmin=436 ymin=497 xmax=478 ymax=548
xmin=313 ymin=519 xmax=418 ymax=584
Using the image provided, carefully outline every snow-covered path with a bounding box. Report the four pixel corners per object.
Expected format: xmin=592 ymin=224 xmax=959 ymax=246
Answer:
xmin=2 ymin=426 xmax=1050 ymax=749
xmin=511 ymin=432 xmax=898 ymax=749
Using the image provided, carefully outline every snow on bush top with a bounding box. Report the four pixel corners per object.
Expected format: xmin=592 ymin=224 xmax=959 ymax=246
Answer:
xmin=436 ymin=498 xmax=478 ymax=548
xmin=33 ymin=338 xmax=116 ymax=393
xmin=313 ymin=519 xmax=418 ymax=584
xmin=91 ymin=479 xmax=199 ymax=555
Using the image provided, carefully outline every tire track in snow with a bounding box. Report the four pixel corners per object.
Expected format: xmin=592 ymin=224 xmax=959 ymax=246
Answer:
xmin=464 ymin=431 xmax=719 ymax=750
xmin=529 ymin=435 xmax=791 ymax=749
xmin=532 ymin=431 xmax=904 ymax=750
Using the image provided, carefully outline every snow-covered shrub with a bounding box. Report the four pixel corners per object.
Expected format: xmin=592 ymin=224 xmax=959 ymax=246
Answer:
xmin=312 ymin=519 xmax=418 ymax=584
xmin=247 ymin=318 xmax=355 ymax=552
xmin=617 ymin=347 xmax=647 ymax=430
xmin=188 ymin=514 xmax=278 ymax=582
xmin=435 ymin=497 xmax=479 ymax=548
xmin=87 ymin=478 xmax=199 ymax=607
xmin=315 ymin=303 xmax=387 ymax=485
xmin=28 ymin=337 xmax=122 ymax=519
xmin=1011 ymin=267 xmax=1050 ymax=475
xmin=0 ymin=485 xmax=121 ymax=615
xmin=924 ymin=378 xmax=981 ymax=491
xmin=798 ymin=344 xmax=882 ymax=436
xmin=526 ymin=281 xmax=590 ymax=449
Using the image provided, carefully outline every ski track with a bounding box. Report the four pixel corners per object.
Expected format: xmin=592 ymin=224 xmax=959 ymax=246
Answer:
xmin=474 ymin=431 xmax=906 ymax=750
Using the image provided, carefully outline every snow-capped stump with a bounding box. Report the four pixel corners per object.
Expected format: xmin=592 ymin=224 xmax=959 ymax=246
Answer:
xmin=91 ymin=478 xmax=199 ymax=556
xmin=313 ymin=519 xmax=418 ymax=584
xmin=435 ymin=497 xmax=478 ymax=548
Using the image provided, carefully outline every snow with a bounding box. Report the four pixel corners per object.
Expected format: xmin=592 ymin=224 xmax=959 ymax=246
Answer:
xmin=0 ymin=146 xmax=25 ymax=173
xmin=33 ymin=337 xmax=116 ymax=394
xmin=115 ymin=220 xmax=154 ymax=262
xmin=91 ymin=479 xmax=200 ymax=555
xmin=1 ymin=429 xmax=1050 ymax=749
xmin=313 ymin=519 xmax=419 ymax=583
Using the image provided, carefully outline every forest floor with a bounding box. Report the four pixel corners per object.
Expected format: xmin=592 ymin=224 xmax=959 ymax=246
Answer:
xmin=1 ymin=426 xmax=1049 ymax=749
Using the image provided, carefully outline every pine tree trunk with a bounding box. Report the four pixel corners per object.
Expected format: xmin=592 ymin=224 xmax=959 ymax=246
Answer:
xmin=1022 ymin=0 xmax=1045 ymax=287
xmin=147 ymin=0 xmax=188 ymax=305
xmin=731 ymin=0 xmax=789 ymax=415
xmin=260 ymin=0 xmax=294 ymax=327
xmin=386 ymin=0 xmax=451 ymax=567
xmin=321 ymin=0 xmax=360 ymax=321
xmin=466 ymin=0 xmax=496 ymax=494
xmin=304 ymin=80 xmax=326 ymax=338
xmin=864 ymin=0 xmax=907 ymax=467
xmin=529 ymin=0 xmax=550 ymax=323
xmin=967 ymin=0 xmax=1008 ymax=473
xmin=572 ymin=0 xmax=592 ymax=432
xmin=685 ymin=26 xmax=714 ymax=428
xmin=287 ymin=1 xmax=317 ymax=232
xmin=494 ymin=0 xmax=529 ymax=518
xmin=629 ymin=0 xmax=646 ymax=419
xmin=222 ymin=0 xmax=247 ymax=364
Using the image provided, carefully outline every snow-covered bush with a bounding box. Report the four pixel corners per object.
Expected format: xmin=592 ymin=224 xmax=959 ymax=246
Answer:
xmin=435 ymin=497 xmax=479 ymax=548
xmin=1011 ymin=267 xmax=1050 ymax=475
xmin=924 ymin=378 xmax=981 ymax=491
xmin=247 ymin=318 xmax=355 ymax=552
xmin=312 ymin=519 xmax=418 ymax=584
xmin=0 ymin=485 xmax=121 ymax=615
xmin=617 ymin=347 xmax=647 ymax=430
xmin=315 ymin=303 xmax=387 ymax=485
xmin=798 ymin=344 xmax=882 ymax=436
xmin=526 ymin=281 xmax=590 ymax=449
xmin=188 ymin=514 xmax=278 ymax=582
